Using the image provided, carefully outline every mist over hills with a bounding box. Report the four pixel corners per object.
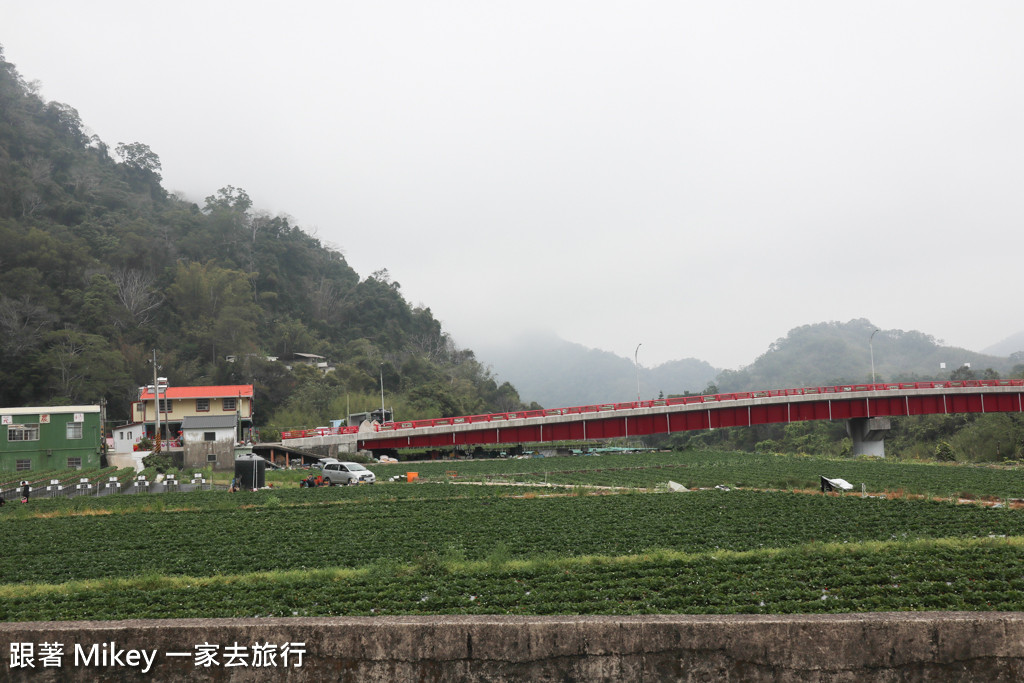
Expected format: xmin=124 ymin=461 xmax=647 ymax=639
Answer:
xmin=5 ymin=40 xmax=1022 ymax=426
xmin=984 ymin=331 xmax=1024 ymax=358
xmin=477 ymin=320 xmax=1024 ymax=409
xmin=473 ymin=331 xmax=716 ymax=408
xmin=0 ymin=47 xmax=531 ymax=426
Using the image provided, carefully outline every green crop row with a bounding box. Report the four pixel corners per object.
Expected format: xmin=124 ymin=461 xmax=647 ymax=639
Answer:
xmin=0 ymin=467 xmax=120 ymax=490
xmin=3 ymin=489 xmax=1022 ymax=585
xmin=380 ymin=450 xmax=1024 ymax=497
xmin=2 ymin=481 xmax=543 ymax=517
xmin=3 ymin=537 xmax=1023 ymax=621
xmin=3 ymin=449 xmax=1023 ymax=623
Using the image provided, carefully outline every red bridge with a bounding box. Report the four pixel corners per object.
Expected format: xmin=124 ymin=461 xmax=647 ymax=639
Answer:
xmin=282 ymin=379 xmax=1024 ymax=457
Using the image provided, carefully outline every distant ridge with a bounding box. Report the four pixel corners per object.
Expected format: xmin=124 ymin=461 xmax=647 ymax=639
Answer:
xmin=474 ymin=331 xmax=717 ymax=408
xmin=983 ymin=331 xmax=1024 ymax=358
xmin=476 ymin=320 xmax=1021 ymax=408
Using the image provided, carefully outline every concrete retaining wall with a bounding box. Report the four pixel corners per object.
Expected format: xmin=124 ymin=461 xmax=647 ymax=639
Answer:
xmin=3 ymin=612 xmax=1024 ymax=681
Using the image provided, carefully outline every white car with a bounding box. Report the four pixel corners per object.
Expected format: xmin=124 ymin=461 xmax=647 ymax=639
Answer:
xmin=319 ymin=460 xmax=376 ymax=485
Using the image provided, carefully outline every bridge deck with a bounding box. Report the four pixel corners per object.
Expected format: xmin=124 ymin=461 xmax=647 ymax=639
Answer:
xmin=279 ymin=380 xmax=1024 ymax=452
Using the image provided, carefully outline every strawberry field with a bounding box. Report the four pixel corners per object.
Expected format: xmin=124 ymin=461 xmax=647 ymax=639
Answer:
xmin=4 ymin=538 xmax=1022 ymax=621
xmin=387 ymin=450 xmax=1024 ymax=498
xmin=2 ymin=449 xmax=1024 ymax=621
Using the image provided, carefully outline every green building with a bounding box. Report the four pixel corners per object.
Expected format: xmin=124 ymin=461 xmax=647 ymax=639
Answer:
xmin=1 ymin=405 xmax=103 ymax=472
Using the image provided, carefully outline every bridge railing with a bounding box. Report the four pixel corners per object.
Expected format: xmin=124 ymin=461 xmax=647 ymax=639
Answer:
xmin=280 ymin=425 xmax=361 ymax=439
xmin=280 ymin=379 xmax=1024 ymax=440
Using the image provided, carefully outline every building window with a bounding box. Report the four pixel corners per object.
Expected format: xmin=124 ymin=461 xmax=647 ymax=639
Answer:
xmin=66 ymin=422 xmax=83 ymax=439
xmin=223 ymin=398 xmax=237 ymax=411
xmin=158 ymin=399 xmax=171 ymax=413
xmin=15 ymin=459 xmax=31 ymax=471
xmin=8 ymin=424 xmax=40 ymax=441
xmin=196 ymin=398 xmax=210 ymax=412
xmin=204 ymin=431 xmax=216 ymax=442
xmin=67 ymin=458 xmax=82 ymax=469
xmin=207 ymin=452 xmax=218 ymax=462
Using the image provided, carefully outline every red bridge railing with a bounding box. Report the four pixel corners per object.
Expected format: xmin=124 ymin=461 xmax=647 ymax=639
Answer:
xmin=281 ymin=379 xmax=1024 ymax=440
xmin=280 ymin=425 xmax=361 ymax=440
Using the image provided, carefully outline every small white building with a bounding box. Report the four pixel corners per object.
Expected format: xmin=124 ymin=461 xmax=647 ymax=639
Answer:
xmin=111 ymin=423 xmax=147 ymax=454
xmin=107 ymin=423 xmax=149 ymax=471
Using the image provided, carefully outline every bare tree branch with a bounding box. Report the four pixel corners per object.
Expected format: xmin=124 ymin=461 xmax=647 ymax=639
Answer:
xmin=113 ymin=268 xmax=163 ymax=327
xmin=0 ymin=295 xmax=55 ymax=355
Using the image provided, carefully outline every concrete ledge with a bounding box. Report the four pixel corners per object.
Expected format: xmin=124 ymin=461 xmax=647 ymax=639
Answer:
xmin=3 ymin=612 xmax=1024 ymax=681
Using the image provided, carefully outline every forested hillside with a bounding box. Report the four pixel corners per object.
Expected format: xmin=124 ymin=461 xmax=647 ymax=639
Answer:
xmin=0 ymin=46 xmax=532 ymax=432
xmin=716 ymin=319 xmax=1021 ymax=392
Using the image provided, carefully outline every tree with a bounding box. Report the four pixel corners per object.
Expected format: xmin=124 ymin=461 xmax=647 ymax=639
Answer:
xmin=935 ymin=441 xmax=956 ymax=462
xmin=310 ymin=276 xmax=344 ymax=323
xmin=77 ymin=273 xmax=120 ymax=337
xmin=203 ymin=185 xmax=252 ymax=214
xmin=44 ymin=102 xmax=87 ymax=147
xmin=269 ymin=316 xmax=318 ymax=359
xmin=487 ymin=381 xmax=524 ymax=414
xmin=0 ymin=293 xmax=54 ymax=355
xmin=406 ymin=383 xmax=465 ymax=418
xmin=950 ymin=365 xmax=976 ymax=381
xmin=166 ymin=262 xmax=260 ymax=363
xmin=112 ymin=267 xmax=163 ymax=328
xmin=35 ymin=328 xmax=130 ymax=404
xmin=115 ymin=142 xmax=162 ymax=180
xmin=199 ymin=186 xmax=257 ymax=264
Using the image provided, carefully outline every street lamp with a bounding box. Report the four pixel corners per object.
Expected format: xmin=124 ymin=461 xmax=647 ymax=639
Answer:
xmin=635 ymin=343 xmax=642 ymax=404
xmin=379 ymin=363 xmax=386 ymax=424
xmin=869 ymin=329 xmax=880 ymax=385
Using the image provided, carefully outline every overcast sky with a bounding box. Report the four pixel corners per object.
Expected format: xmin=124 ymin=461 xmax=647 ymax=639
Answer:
xmin=4 ymin=2 xmax=1023 ymax=369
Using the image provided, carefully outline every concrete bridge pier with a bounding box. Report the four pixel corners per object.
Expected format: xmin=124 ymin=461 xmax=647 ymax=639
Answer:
xmin=847 ymin=417 xmax=890 ymax=457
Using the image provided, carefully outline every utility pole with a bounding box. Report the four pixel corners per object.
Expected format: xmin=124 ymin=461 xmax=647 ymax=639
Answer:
xmin=870 ymin=329 xmax=880 ymax=385
xmin=99 ymin=397 xmax=107 ymax=460
xmin=151 ymin=349 xmax=162 ymax=453
xmin=380 ymin=363 xmax=386 ymax=424
xmin=635 ymin=343 xmax=642 ymax=403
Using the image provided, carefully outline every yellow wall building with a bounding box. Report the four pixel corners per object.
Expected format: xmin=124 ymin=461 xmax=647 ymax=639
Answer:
xmin=131 ymin=384 xmax=255 ymax=443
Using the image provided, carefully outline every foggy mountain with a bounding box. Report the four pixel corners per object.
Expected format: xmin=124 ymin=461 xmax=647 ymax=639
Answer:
xmin=474 ymin=331 xmax=718 ymax=408
xmin=983 ymin=331 xmax=1024 ymax=359
xmin=478 ymin=321 xmax=1022 ymax=408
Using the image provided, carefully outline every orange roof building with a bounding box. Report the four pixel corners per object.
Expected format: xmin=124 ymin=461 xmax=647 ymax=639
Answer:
xmin=131 ymin=384 xmax=254 ymax=443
